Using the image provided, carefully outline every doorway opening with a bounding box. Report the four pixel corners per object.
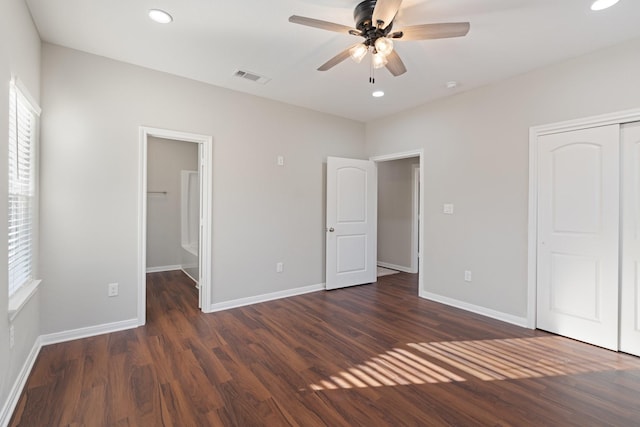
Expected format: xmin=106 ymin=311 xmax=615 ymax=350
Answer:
xmin=371 ymin=150 xmax=424 ymax=294
xmin=138 ymin=127 xmax=212 ymax=325
xmin=146 ymin=137 xmax=199 ymax=283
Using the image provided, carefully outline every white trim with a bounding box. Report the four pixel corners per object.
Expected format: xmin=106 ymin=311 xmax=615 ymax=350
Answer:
xmin=370 ymin=149 xmax=425 ymax=295
xmin=181 ymin=267 xmax=198 ymax=285
xmin=370 ymin=150 xmax=422 ymax=163
xmin=39 ymin=319 xmax=138 ymax=346
xmin=527 ymin=107 xmax=640 ymax=329
xmin=145 ymin=265 xmax=182 ymax=273
xmin=411 ymin=164 xmax=420 ymax=274
xmin=138 ymin=128 xmax=147 ymax=326
xmin=533 ymin=107 xmax=640 ymax=136
xmin=0 ymin=336 xmax=42 ymax=427
xmin=377 ymin=261 xmax=413 ymax=274
xmin=420 ymin=291 xmax=528 ymax=328
xmin=8 ymin=280 xmax=42 ymax=321
xmin=199 ymin=135 xmax=213 ymax=312
xmin=209 ymin=283 xmax=324 ymax=312
xmin=139 ymin=127 xmax=213 ymax=323
xmin=527 ymin=126 xmax=538 ymax=329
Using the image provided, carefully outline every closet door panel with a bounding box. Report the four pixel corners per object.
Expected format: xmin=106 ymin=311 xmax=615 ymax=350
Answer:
xmin=536 ymin=125 xmax=620 ymax=350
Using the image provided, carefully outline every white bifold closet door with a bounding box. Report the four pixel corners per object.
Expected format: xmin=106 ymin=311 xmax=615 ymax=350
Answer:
xmin=536 ymin=125 xmax=620 ymax=351
xmin=621 ymin=122 xmax=640 ymax=355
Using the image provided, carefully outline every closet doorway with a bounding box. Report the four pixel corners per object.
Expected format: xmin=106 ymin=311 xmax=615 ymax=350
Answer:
xmin=138 ymin=127 xmax=212 ymax=325
xmin=371 ymin=150 xmax=424 ymax=293
xmin=376 ymin=157 xmax=420 ymax=275
xmin=528 ymin=110 xmax=640 ymax=356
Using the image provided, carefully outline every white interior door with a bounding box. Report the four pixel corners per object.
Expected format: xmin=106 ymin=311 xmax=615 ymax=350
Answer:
xmin=536 ymin=125 xmax=620 ymax=350
xmin=326 ymin=157 xmax=377 ymax=290
xmin=621 ymin=122 xmax=640 ymax=356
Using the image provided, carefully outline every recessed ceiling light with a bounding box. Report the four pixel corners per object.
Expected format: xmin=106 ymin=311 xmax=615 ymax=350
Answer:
xmin=590 ymin=0 xmax=620 ymax=11
xmin=446 ymin=81 xmax=458 ymax=89
xmin=372 ymin=90 xmax=385 ymax=98
xmin=148 ymin=9 xmax=173 ymax=24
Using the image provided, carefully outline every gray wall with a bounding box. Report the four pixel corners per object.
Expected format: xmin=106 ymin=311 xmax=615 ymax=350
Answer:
xmin=366 ymin=37 xmax=640 ymax=319
xmin=39 ymin=43 xmax=366 ymax=334
xmin=0 ymin=0 xmax=41 ymax=419
xmin=377 ymin=157 xmax=418 ymax=270
xmin=146 ymin=136 xmax=198 ymax=270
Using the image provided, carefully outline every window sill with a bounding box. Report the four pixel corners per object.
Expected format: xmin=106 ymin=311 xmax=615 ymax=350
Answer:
xmin=8 ymin=279 xmax=42 ymax=322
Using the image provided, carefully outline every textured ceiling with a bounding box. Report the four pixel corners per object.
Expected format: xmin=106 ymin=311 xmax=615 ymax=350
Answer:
xmin=25 ymin=0 xmax=640 ymax=122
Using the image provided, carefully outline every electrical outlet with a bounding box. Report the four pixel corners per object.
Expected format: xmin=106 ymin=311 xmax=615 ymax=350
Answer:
xmin=9 ymin=325 xmax=15 ymax=349
xmin=276 ymin=262 xmax=284 ymax=273
xmin=464 ymin=270 xmax=472 ymax=282
xmin=277 ymin=155 xmax=284 ymax=166
xmin=108 ymin=283 xmax=119 ymax=297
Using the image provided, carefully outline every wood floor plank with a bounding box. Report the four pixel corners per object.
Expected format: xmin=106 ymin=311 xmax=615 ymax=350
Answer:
xmin=9 ymin=270 xmax=640 ymax=426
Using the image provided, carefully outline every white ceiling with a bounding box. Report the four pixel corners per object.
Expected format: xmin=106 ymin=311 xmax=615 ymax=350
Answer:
xmin=25 ymin=0 xmax=640 ymax=122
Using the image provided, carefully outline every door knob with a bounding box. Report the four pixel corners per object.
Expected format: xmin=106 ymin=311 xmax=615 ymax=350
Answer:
xmin=327 ymin=227 xmax=335 ymax=232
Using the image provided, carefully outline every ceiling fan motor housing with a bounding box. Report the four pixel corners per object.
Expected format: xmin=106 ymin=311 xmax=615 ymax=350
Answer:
xmin=354 ymin=0 xmax=393 ymax=33
xmin=354 ymin=0 xmax=394 ymax=51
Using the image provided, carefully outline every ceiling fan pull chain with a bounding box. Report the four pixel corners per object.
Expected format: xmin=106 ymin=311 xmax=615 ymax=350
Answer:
xmin=369 ymin=58 xmax=375 ymax=84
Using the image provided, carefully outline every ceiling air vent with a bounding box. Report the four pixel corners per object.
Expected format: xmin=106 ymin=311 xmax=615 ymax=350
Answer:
xmin=233 ymin=69 xmax=271 ymax=85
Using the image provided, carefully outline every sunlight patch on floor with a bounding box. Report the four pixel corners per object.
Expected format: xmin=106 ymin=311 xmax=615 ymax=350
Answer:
xmin=309 ymin=348 xmax=464 ymax=391
xmin=308 ymin=336 xmax=640 ymax=391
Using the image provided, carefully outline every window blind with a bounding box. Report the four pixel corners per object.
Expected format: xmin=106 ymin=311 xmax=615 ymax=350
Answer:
xmin=8 ymin=82 xmax=36 ymax=297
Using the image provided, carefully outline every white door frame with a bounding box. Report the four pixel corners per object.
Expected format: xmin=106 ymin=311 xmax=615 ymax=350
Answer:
xmin=138 ymin=126 xmax=213 ymax=325
xmin=528 ymin=107 xmax=640 ymax=329
xmin=370 ymin=149 xmax=424 ymax=292
xmin=412 ymin=164 xmax=420 ymax=274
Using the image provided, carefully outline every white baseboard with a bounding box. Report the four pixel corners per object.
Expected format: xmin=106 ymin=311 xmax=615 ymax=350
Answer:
xmin=420 ymin=290 xmax=528 ymax=328
xmin=0 ymin=336 xmax=43 ymax=427
xmin=377 ymin=261 xmax=416 ymax=274
xmin=145 ymin=265 xmax=181 ymax=273
xmin=208 ymin=283 xmax=325 ymax=313
xmin=180 ymin=268 xmax=198 ymax=285
xmin=39 ymin=318 xmax=139 ymax=346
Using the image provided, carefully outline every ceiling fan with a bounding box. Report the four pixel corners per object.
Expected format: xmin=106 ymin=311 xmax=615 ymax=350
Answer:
xmin=289 ymin=0 xmax=470 ymax=81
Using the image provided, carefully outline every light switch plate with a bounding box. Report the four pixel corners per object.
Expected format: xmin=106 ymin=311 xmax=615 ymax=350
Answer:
xmin=108 ymin=283 xmax=119 ymax=297
xmin=443 ymin=204 xmax=454 ymax=215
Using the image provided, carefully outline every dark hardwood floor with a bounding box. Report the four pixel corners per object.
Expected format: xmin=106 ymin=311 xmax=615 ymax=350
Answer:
xmin=10 ymin=271 xmax=640 ymax=426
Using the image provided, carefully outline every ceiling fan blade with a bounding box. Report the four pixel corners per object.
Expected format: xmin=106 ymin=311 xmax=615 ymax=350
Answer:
xmin=393 ymin=22 xmax=470 ymax=40
xmin=372 ymin=0 xmax=403 ymax=29
xmin=289 ymin=15 xmax=360 ymax=36
xmin=317 ymin=46 xmax=356 ymax=71
xmin=385 ymin=50 xmax=407 ymax=76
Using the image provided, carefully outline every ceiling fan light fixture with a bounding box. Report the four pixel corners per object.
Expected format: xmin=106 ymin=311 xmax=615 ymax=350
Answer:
xmin=349 ymin=44 xmax=368 ymax=63
xmin=590 ymin=0 xmax=620 ymax=10
xmin=372 ymin=51 xmax=388 ymax=69
xmin=374 ymin=37 xmax=394 ymax=57
xmin=372 ymin=90 xmax=385 ymax=98
xmin=148 ymin=9 xmax=173 ymax=24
